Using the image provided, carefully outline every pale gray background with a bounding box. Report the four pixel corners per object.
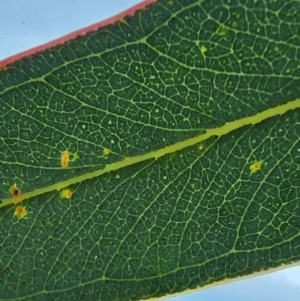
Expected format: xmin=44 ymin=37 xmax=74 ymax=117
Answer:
xmin=0 ymin=1 xmax=299 ymax=300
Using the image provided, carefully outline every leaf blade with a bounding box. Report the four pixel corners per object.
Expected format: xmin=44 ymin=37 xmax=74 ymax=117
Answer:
xmin=1 ymin=0 xmax=300 ymax=300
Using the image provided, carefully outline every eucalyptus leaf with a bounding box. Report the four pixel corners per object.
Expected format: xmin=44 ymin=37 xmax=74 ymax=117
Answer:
xmin=0 ymin=0 xmax=300 ymax=300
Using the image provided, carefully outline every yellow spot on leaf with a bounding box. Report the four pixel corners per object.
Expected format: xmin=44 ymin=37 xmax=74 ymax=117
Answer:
xmin=250 ymin=160 xmax=264 ymax=174
xmin=9 ymin=183 xmax=21 ymax=198
xmin=103 ymin=148 xmax=111 ymax=156
xmin=60 ymin=150 xmax=79 ymax=168
xmin=60 ymin=189 xmax=73 ymax=199
xmin=61 ymin=151 xmax=70 ymax=168
xmin=200 ymin=45 xmax=207 ymax=54
xmin=14 ymin=206 xmax=27 ymax=219
xmin=217 ymin=26 xmax=229 ymax=36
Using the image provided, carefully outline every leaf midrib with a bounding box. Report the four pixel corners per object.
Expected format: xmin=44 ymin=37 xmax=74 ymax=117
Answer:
xmin=1 ymin=98 xmax=299 ymax=208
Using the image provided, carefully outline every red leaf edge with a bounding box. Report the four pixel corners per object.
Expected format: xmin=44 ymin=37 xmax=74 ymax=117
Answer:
xmin=0 ymin=0 xmax=158 ymax=68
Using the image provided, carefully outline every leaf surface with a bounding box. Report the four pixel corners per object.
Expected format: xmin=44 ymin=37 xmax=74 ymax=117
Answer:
xmin=0 ymin=0 xmax=300 ymax=300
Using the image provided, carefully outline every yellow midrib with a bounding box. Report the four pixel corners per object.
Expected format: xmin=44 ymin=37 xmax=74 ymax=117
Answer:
xmin=1 ymin=99 xmax=299 ymax=208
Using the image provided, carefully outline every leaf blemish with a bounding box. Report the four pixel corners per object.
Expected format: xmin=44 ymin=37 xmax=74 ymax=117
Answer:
xmin=61 ymin=150 xmax=70 ymax=168
xmin=217 ymin=25 xmax=229 ymax=36
xmin=200 ymin=45 xmax=207 ymax=54
xmin=103 ymin=148 xmax=111 ymax=156
xmin=60 ymin=188 xmax=73 ymax=199
xmin=9 ymin=183 xmax=21 ymax=198
xmin=250 ymin=160 xmax=264 ymax=174
xmin=60 ymin=150 xmax=79 ymax=168
xmin=42 ymin=219 xmax=54 ymax=226
xmin=14 ymin=205 xmax=27 ymax=219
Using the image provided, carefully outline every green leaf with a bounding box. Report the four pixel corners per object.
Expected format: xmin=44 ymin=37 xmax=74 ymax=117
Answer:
xmin=1 ymin=0 xmax=300 ymax=300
